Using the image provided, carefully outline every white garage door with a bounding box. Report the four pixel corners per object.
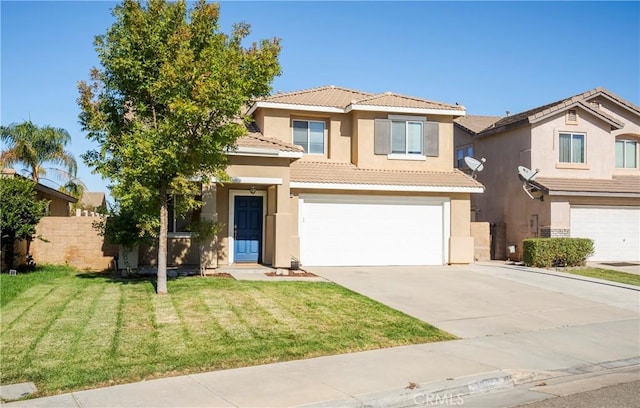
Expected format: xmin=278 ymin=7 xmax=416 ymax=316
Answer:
xmin=298 ymin=195 xmax=449 ymax=266
xmin=570 ymin=206 xmax=640 ymax=262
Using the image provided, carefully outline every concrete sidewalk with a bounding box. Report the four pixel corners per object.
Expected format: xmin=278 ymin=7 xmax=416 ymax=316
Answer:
xmin=3 ymin=262 xmax=639 ymax=407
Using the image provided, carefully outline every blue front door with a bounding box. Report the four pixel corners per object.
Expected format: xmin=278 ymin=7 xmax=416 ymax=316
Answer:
xmin=234 ymin=196 xmax=263 ymax=263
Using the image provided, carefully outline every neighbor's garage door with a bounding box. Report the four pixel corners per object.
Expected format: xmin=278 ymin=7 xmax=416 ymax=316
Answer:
xmin=298 ymin=195 xmax=449 ymax=266
xmin=570 ymin=206 xmax=640 ymax=262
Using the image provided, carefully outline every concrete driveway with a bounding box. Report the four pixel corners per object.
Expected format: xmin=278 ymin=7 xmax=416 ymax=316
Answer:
xmin=307 ymin=262 xmax=639 ymax=339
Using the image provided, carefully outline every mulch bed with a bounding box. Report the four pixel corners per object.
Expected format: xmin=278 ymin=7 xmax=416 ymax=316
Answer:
xmin=264 ymin=270 xmax=318 ymax=278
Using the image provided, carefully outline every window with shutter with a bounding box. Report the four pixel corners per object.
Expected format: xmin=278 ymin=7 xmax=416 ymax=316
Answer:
xmin=375 ymin=118 xmax=439 ymax=158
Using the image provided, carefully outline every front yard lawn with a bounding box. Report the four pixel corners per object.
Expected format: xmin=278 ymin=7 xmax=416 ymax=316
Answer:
xmin=559 ymin=267 xmax=640 ymax=287
xmin=0 ymin=266 xmax=454 ymax=397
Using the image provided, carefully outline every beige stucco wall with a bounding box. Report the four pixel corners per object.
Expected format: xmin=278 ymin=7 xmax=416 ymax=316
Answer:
xmin=470 ymin=222 xmax=491 ymax=261
xmin=257 ymin=107 xmax=456 ymax=171
xmin=31 ymin=216 xmax=118 ymax=270
xmin=352 ymin=111 xmax=455 ymax=171
xmin=257 ymin=108 xmax=352 ymax=163
xmin=36 ymin=191 xmax=71 ymax=216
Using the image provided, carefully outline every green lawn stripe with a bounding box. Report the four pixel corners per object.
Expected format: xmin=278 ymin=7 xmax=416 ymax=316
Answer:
xmin=1 ymin=284 xmax=58 ymax=332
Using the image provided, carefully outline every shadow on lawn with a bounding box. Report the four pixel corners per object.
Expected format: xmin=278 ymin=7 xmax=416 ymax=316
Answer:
xmin=75 ymin=271 xmax=165 ymax=291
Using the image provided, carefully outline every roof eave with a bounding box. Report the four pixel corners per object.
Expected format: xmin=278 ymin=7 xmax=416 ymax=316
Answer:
xmin=248 ymin=101 xmax=345 ymax=114
xmin=290 ymin=182 xmax=483 ymax=193
xmin=545 ymin=190 xmax=640 ymax=198
xmin=35 ymin=184 xmax=78 ymax=203
xmin=226 ymin=146 xmax=303 ymax=159
xmin=528 ymin=101 xmax=623 ymax=129
xmin=347 ymin=104 xmax=465 ymax=116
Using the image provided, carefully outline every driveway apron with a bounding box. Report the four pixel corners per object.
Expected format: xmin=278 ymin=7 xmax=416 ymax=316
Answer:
xmin=307 ymin=263 xmax=639 ymax=339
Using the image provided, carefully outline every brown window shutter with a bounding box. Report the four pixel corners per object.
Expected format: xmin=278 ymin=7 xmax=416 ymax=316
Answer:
xmin=424 ymin=121 xmax=439 ymax=157
xmin=374 ymin=119 xmax=391 ymax=155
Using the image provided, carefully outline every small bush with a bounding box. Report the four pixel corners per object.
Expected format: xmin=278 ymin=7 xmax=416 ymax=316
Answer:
xmin=523 ymin=238 xmax=594 ymax=268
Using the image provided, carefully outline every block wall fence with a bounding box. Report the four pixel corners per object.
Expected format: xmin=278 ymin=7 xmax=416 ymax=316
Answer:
xmin=31 ymin=217 xmax=118 ymax=271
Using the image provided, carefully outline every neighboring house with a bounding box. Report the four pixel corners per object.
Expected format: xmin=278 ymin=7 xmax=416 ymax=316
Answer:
xmin=77 ymin=191 xmax=107 ymax=215
xmin=1 ymin=168 xmax=77 ymax=216
xmin=151 ymin=85 xmax=484 ymax=270
xmin=454 ymin=87 xmax=640 ymax=262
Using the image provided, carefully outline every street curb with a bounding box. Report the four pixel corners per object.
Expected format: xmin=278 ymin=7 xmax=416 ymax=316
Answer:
xmin=302 ymin=358 xmax=640 ymax=408
xmin=301 ymin=371 xmax=519 ymax=408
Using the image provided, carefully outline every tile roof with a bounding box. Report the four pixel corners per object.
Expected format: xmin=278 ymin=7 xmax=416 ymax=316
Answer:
xmin=252 ymin=85 xmax=464 ymax=113
xmin=234 ymin=122 xmax=303 ymax=153
xmin=454 ymin=115 xmax=502 ymax=134
xmin=353 ymin=92 xmax=464 ymax=111
xmin=534 ymin=176 xmax=640 ymax=195
xmin=290 ymin=161 xmax=484 ymax=190
xmin=260 ymin=85 xmax=372 ymax=109
xmin=477 ymin=87 xmax=633 ymax=137
xmin=80 ymin=192 xmax=106 ymax=208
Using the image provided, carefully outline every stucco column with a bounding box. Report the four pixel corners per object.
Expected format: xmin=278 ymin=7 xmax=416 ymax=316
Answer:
xmin=272 ymin=183 xmax=292 ymax=269
xmin=449 ymin=195 xmax=474 ymax=264
xmin=200 ymin=183 xmax=218 ymax=270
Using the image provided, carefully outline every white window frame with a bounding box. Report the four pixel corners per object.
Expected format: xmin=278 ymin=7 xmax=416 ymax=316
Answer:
xmin=391 ymin=120 xmax=423 ymax=155
xmin=292 ymin=119 xmax=325 ymax=155
xmin=558 ymin=132 xmax=586 ymax=164
xmin=615 ymin=139 xmax=638 ymax=169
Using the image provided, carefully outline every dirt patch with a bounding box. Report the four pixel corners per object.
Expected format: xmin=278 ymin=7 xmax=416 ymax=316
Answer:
xmin=207 ymin=273 xmax=235 ymax=279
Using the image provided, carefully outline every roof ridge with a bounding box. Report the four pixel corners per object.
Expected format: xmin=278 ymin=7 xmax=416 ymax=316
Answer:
xmin=266 ymin=85 xmax=373 ymax=99
xmin=355 ymin=91 xmax=460 ymax=109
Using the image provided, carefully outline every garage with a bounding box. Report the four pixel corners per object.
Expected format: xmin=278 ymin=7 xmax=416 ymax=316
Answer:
xmin=298 ymin=194 xmax=449 ymax=266
xmin=570 ymin=206 xmax=640 ymax=262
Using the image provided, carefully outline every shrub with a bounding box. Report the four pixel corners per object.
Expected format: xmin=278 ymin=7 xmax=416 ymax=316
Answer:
xmin=523 ymin=238 xmax=594 ymax=268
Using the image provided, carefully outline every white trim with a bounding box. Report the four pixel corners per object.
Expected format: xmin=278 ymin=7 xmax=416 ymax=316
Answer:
xmin=226 ymin=147 xmax=304 ymax=159
xmin=547 ymin=191 xmax=640 ymax=198
xmin=443 ymin=199 xmax=451 ymax=265
xmin=247 ymin=100 xmax=466 ymax=117
xmin=387 ymin=154 xmax=427 ymax=161
xmin=291 ymin=182 xmax=484 ymax=193
xmin=228 ymin=189 xmax=267 ymax=264
xmin=248 ymin=101 xmax=344 ymax=115
xmin=219 ymin=176 xmax=283 ymax=185
xmin=348 ymin=104 xmax=465 ymax=116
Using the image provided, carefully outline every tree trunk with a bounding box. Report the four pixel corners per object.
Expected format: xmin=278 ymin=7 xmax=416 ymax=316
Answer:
xmin=3 ymin=232 xmax=16 ymax=271
xmin=157 ymin=184 xmax=168 ymax=294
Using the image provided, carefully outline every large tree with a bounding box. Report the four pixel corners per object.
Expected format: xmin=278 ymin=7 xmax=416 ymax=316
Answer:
xmin=0 ymin=176 xmax=48 ymax=270
xmin=1 ymin=120 xmax=78 ymax=185
xmin=78 ymin=0 xmax=281 ymax=293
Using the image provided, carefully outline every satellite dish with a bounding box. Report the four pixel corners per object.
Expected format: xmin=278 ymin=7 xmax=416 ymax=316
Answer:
xmin=464 ymin=156 xmax=486 ymax=179
xmin=517 ymin=166 xmax=539 ymax=182
xmin=517 ymin=166 xmax=543 ymax=200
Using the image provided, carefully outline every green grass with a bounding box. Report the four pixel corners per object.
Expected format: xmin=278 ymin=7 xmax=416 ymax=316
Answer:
xmin=559 ymin=267 xmax=640 ymax=286
xmin=0 ymin=266 xmax=455 ymax=397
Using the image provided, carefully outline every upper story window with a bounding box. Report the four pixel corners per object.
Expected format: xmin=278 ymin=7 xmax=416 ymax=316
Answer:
xmin=558 ymin=132 xmax=585 ymax=164
xmin=374 ymin=117 xmax=439 ymax=158
xmin=616 ymin=139 xmax=638 ymax=168
xmin=293 ymin=120 xmax=325 ymax=154
xmin=455 ymin=145 xmax=473 ymax=168
xmin=391 ymin=121 xmax=423 ymax=154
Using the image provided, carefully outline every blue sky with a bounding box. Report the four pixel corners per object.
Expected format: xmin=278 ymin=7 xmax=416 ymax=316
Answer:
xmin=2 ymin=1 xmax=639 ymax=199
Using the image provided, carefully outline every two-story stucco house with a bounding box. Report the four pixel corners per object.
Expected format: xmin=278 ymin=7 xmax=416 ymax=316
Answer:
xmin=156 ymin=86 xmax=484 ymax=270
xmin=454 ymin=87 xmax=640 ymax=262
